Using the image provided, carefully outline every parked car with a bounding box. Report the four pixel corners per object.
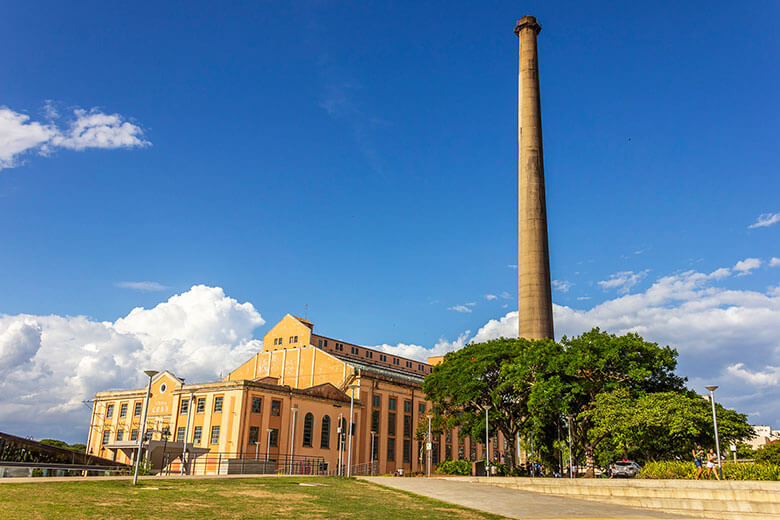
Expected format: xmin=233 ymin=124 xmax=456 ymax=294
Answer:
xmin=609 ymin=460 xmax=641 ymax=478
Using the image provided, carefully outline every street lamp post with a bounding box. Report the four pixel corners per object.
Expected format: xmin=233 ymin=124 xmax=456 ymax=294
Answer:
xmin=484 ymin=405 xmax=492 ymax=477
xmin=180 ymin=393 xmax=194 ymax=475
xmin=346 ymin=384 xmax=358 ymax=477
xmin=566 ymin=415 xmax=573 ymax=479
xmin=161 ymin=427 xmax=170 ymax=476
xmin=336 ymin=413 xmax=344 ymax=476
xmin=265 ymin=428 xmax=273 ymax=463
xmin=133 ymin=370 xmax=158 ymax=486
xmin=254 ymin=441 xmax=260 ymax=461
xmin=426 ymin=414 xmax=433 ymax=477
xmin=288 ymin=407 xmax=299 ymax=475
xmin=370 ymin=431 xmax=376 ymax=476
xmin=705 ymin=385 xmax=723 ymax=480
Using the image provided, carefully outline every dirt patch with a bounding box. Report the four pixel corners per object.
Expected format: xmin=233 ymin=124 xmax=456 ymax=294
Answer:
xmin=218 ymin=489 xmax=314 ymax=501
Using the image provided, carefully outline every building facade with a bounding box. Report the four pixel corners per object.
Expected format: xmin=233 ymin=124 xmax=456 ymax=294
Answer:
xmin=87 ymin=314 xmax=510 ymax=475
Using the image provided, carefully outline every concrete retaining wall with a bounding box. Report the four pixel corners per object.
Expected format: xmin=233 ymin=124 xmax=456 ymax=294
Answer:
xmin=439 ymin=476 xmax=780 ymax=520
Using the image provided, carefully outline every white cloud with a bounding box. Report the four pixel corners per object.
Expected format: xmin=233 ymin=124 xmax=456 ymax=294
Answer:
xmin=733 ymin=258 xmax=761 ymax=275
xmin=0 ymin=105 xmax=148 ymax=170
xmin=500 ymin=291 xmax=511 ymax=300
xmin=448 ymin=303 xmax=474 ymax=313
xmin=484 ymin=294 xmax=498 ymax=301
xmin=748 ymin=212 xmax=780 ymax=229
xmin=116 ymin=281 xmax=168 ymax=291
xmin=552 ymin=280 xmax=573 ymax=293
xmin=507 ymin=264 xmax=517 ymax=269
xmin=597 ymin=269 xmax=649 ymax=293
xmin=0 ymin=108 xmax=57 ymax=169
xmin=770 ymin=258 xmax=780 ymax=268
xmin=726 ymin=363 xmax=780 ymax=387
xmin=0 ymin=285 xmax=263 ymax=442
xmin=372 ymin=331 xmax=471 ymax=362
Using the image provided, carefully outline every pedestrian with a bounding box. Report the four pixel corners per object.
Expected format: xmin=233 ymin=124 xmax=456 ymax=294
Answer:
xmin=692 ymin=445 xmax=705 ymax=480
xmin=706 ymin=449 xmax=720 ymax=480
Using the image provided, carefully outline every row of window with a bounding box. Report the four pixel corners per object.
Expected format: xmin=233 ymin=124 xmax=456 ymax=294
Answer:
xmin=316 ymin=337 xmax=431 ymax=374
xmin=372 ymin=395 xmax=425 ymax=414
xmin=105 ymin=402 xmax=143 ymax=419
xmin=272 ymin=336 xmax=299 ymax=346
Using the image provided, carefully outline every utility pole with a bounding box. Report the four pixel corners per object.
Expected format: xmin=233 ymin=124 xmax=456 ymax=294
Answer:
xmin=133 ymin=370 xmax=157 ymax=486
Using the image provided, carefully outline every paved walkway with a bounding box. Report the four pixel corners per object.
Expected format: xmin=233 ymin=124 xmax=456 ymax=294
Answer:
xmin=360 ymin=477 xmax=699 ymax=520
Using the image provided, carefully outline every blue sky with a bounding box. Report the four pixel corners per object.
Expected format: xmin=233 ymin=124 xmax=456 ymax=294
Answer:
xmin=1 ymin=1 xmax=779 ymax=441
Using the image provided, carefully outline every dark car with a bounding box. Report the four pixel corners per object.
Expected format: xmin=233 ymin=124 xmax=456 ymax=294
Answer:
xmin=609 ymin=460 xmax=641 ymax=478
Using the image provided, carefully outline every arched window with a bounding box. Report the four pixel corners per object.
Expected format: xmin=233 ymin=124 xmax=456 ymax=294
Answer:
xmin=302 ymin=412 xmax=314 ymax=448
xmin=320 ymin=415 xmax=331 ymax=449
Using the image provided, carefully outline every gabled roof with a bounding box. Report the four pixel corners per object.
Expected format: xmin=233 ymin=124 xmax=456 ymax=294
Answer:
xmin=294 ymin=382 xmax=351 ymax=403
xmin=292 ymin=315 xmax=314 ymax=329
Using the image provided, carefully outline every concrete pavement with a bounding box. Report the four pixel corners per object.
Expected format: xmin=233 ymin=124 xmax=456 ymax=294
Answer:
xmin=360 ymin=477 xmax=702 ymax=519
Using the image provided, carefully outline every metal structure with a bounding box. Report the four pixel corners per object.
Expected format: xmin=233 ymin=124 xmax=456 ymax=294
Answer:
xmin=705 ymin=385 xmax=724 ymax=479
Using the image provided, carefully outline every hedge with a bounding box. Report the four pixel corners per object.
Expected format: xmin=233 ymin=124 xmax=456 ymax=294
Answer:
xmin=436 ymin=460 xmax=472 ymax=475
xmin=638 ymin=460 xmax=780 ymax=481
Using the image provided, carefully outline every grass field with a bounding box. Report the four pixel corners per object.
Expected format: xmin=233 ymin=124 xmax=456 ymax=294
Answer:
xmin=0 ymin=477 xmax=506 ymax=519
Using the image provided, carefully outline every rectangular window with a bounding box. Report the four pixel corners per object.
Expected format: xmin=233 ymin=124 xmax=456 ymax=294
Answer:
xmin=131 ymin=429 xmax=138 ymax=441
xmin=372 ymin=395 xmax=381 ymax=408
xmin=193 ymin=426 xmax=202 ymax=445
xmin=321 ymin=419 xmax=330 ymax=449
xmin=289 ymin=336 xmax=294 ymax=343
xmin=294 ymin=335 xmax=298 ymax=342
xmin=351 ymin=346 xmax=358 ymax=354
xmin=404 ymin=400 xmax=412 ymax=413
xmin=387 ymin=412 xmax=396 ymax=437
xmin=102 ymin=430 xmax=110 ymax=444
xmin=196 ymin=397 xmax=205 ymax=413
xmin=106 ymin=404 xmax=114 ymax=418
xmin=380 ymin=354 xmax=387 ymax=362
xmin=180 ymin=399 xmax=189 ymax=415
xmin=323 ymin=340 xmax=328 ymax=347
xmin=432 ymin=443 xmax=439 ymax=465
xmin=406 ymin=361 xmax=412 ymax=368
xmin=214 ymin=396 xmax=223 ymax=413
xmin=388 ymin=398 xmax=396 ymax=411
xmin=403 ymin=439 xmax=411 ymax=463
xmin=210 ymin=426 xmax=220 ymax=444
xmin=269 ymin=428 xmax=279 ymax=447
xmin=176 ymin=427 xmax=185 ymax=442
xmin=271 ymin=400 xmax=281 ymax=416
xmin=418 ymin=403 xmax=426 ymax=415
xmin=445 ymin=444 xmax=452 ymax=461
xmin=134 ymin=402 xmax=142 ymax=417
xmin=371 ymin=410 xmax=380 ymax=433
xmin=393 ymin=358 xmax=399 ymax=365
xmin=251 ymin=397 xmax=262 ymax=413
xmin=446 ymin=430 xmax=452 ymax=442
xmin=119 ymin=403 xmax=127 ymax=418
xmin=116 ymin=429 xmax=124 ymax=441
xmin=387 ymin=437 xmax=395 ymax=462
xmin=403 ymin=415 xmax=412 ymax=438
xmin=248 ymin=426 xmax=259 ymax=444
xmin=372 ymin=437 xmax=380 ymax=460
xmin=318 ymin=339 xmax=322 ymax=347
xmin=458 ymin=445 xmax=465 ymax=460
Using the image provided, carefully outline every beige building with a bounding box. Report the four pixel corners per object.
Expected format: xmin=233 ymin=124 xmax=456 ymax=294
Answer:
xmin=87 ymin=315 xmax=507 ymax=475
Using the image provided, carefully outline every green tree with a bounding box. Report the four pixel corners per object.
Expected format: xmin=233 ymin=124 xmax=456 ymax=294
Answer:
xmin=583 ymin=388 xmax=752 ymax=463
xmin=422 ymin=338 xmax=541 ymax=469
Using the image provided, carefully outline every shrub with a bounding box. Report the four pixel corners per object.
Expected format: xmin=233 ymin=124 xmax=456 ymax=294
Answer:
xmin=754 ymin=443 xmax=780 ymax=465
xmin=437 ymin=460 xmax=472 ymax=475
xmin=638 ymin=460 xmax=780 ymax=480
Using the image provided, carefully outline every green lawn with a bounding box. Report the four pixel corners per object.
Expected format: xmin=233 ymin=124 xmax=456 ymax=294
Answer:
xmin=0 ymin=477 xmax=506 ymax=520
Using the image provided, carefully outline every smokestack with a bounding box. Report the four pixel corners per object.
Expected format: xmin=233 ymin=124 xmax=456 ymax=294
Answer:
xmin=515 ymin=16 xmax=554 ymax=340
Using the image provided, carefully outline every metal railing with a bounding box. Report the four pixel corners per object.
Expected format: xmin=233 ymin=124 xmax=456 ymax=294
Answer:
xmin=0 ymin=461 xmax=129 ymax=478
xmin=161 ymin=452 xmax=329 ymax=476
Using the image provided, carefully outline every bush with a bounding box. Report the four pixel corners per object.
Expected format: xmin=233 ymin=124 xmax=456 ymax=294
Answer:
xmin=754 ymin=443 xmax=780 ymax=465
xmin=437 ymin=460 xmax=472 ymax=475
xmin=638 ymin=460 xmax=780 ymax=480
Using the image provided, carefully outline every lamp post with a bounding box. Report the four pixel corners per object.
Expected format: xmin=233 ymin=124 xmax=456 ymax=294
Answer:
xmin=705 ymin=385 xmax=723 ymax=480
xmin=254 ymin=441 xmax=260 ymax=461
xmin=370 ymin=430 xmax=376 ymax=476
xmin=265 ymin=428 xmax=273 ymax=462
xmin=337 ymin=413 xmax=344 ymax=476
xmin=426 ymin=413 xmax=432 ymax=477
xmin=484 ymin=405 xmax=491 ymax=477
xmin=161 ymin=426 xmax=170 ymax=475
xmin=566 ymin=414 xmax=573 ymax=479
xmin=180 ymin=393 xmax=194 ymax=475
xmin=133 ymin=370 xmax=158 ymax=486
xmin=288 ymin=407 xmax=299 ymax=475
xmin=346 ymin=384 xmax=358 ymax=477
